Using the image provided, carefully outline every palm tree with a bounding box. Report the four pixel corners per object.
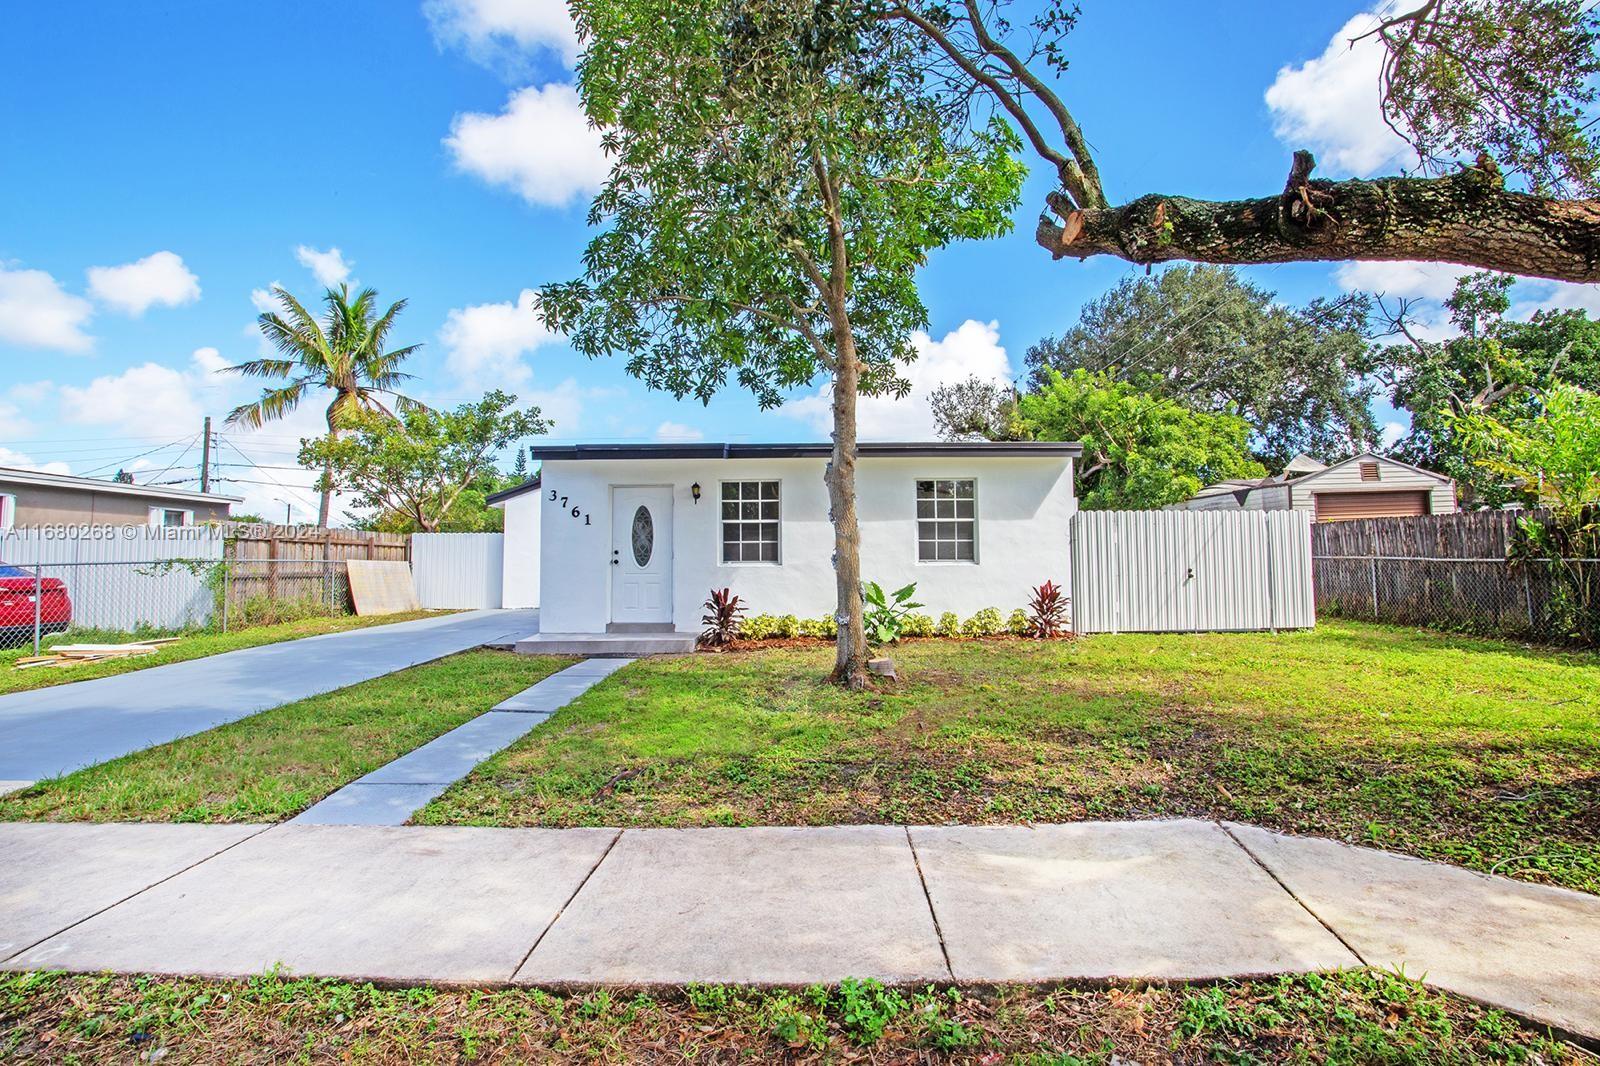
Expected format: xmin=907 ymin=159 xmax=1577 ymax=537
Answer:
xmin=225 ymin=284 xmax=423 ymax=526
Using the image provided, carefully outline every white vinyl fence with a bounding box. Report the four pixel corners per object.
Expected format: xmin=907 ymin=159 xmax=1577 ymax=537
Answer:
xmin=411 ymin=533 xmax=504 ymax=609
xmin=0 ymin=527 xmax=224 ymax=638
xmin=1069 ymin=510 xmax=1313 ymax=633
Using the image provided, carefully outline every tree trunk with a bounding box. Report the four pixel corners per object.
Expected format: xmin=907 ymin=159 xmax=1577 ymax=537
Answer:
xmin=1036 ymin=151 xmax=1600 ymax=284
xmin=825 ymin=334 xmax=870 ymax=690
xmin=318 ymin=399 xmax=339 ymax=528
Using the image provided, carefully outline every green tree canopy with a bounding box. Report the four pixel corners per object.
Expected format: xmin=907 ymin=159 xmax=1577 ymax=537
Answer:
xmin=540 ymin=0 xmax=1024 ymax=685
xmin=1017 ymin=369 xmax=1266 ymax=510
xmin=1377 ymin=271 xmax=1600 ymax=505
xmin=1452 ymin=383 xmax=1600 ymax=517
xmin=299 ymin=390 xmax=547 ymax=533
xmin=226 ymin=284 xmax=423 ymax=526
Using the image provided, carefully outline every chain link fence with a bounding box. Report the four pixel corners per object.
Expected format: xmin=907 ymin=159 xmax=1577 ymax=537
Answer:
xmin=0 ymin=556 xmax=357 ymax=655
xmin=1313 ymin=554 xmax=1600 ymax=645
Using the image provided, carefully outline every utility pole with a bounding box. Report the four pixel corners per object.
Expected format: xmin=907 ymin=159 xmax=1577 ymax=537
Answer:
xmin=199 ymin=416 xmax=213 ymax=494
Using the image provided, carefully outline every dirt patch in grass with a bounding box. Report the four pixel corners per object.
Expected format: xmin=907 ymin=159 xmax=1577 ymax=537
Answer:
xmin=1 ymin=969 xmax=1583 ymax=1064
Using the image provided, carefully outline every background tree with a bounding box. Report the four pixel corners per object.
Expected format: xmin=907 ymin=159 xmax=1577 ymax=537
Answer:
xmin=887 ymin=0 xmax=1600 ymax=280
xmin=1376 ymin=271 xmax=1600 ymax=504
xmin=300 ymin=390 xmax=547 ymax=533
xmin=540 ymin=0 xmax=1024 ymax=686
xmin=929 ymin=376 xmax=1021 ymax=441
xmin=1015 ymin=369 xmax=1266 ymax=510
xmin=226 ymin=284 xmax=422 ymax=526
xmin=932 ymin=265 xmax=1378 ymax=468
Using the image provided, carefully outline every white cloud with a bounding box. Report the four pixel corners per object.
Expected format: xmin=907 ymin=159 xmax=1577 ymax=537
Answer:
xmin=1265 ymin=9 xmax=1413 ymax=176
xmin=1379 ymin=420 xmax=1407 ymax=449
xmin=521 ymin=377 xmax=622 ymax=436
xmin=0 ymin=265 xmax=94 ymax=352
xmin=424 ymin=0 xmax=579 ymax=70
xmin=445 ymin=84 xmax=608 ymax=208
xmin=85 ymin=251 xmax=200 ymax=316
xmin=0 ymin=447 xmax=71 ymax=475
xmin=249 ymin=282 xmax=284 ymax=314
xmin=438 ymin=288 xmax=558 ymax=390
xmin=783 ymin=319 xmax=1013 ymax=440
xmin=294 ymin=246 xmax=351 ymax=288
xmin=57 ymin=361 xmax=206 ymax=433
xmin=1333 ymin=260 xmax=1472 ymax=302
xmin=1509 ymin=278 xmax=1600 ymax=319
xmin=655 ymin=421 xmax=705 ymax=442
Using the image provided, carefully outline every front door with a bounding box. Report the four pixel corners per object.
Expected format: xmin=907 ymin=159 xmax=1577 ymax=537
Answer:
xmin=611 ymin=487 xmax=673 ymax=625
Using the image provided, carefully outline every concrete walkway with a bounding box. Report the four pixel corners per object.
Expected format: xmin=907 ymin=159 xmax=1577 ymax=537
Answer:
xmin=0 ymin=609 xmax=539 ymax=792
xmin=291 ymin=658 xmax=631 ymax=826
xmin=1 ymin=819 xmax=1595 ymax=1039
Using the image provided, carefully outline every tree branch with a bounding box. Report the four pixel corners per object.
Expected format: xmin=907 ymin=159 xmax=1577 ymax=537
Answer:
xmin=1036 ymin=152 xmax=1600 ymax=283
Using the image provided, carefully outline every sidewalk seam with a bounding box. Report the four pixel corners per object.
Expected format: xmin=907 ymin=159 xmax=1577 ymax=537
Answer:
xmin=509 ymin=827 xmax=624 ymax=981
xmin=0 ymin=824 xmax=275 ymax=965
xmin=904 ymin=826 xmax=955 ymax=981
xmin=1217 ymin=821 xmax=1369 ymax=968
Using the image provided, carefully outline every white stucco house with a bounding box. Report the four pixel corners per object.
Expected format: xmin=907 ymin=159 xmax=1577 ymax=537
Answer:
xmin=501 ymin=441 xmax=1081 ymax=651
xmin=1172 ymin=453 xmax=1457 ymax=522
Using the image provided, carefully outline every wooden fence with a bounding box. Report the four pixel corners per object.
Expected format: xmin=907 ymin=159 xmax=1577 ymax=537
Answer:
xmin=221 ymin=524 xmax=409 ymax=612
xmin=1310 ymin=510 xmax=1574 ymax=640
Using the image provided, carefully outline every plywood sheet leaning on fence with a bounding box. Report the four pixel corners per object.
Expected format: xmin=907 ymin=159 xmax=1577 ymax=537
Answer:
xmin=345 ymin=560 xmax=420 ymax=615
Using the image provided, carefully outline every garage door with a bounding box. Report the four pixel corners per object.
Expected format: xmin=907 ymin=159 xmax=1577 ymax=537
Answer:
xmin=1313 ymin=490 xmax=1430 ymax=522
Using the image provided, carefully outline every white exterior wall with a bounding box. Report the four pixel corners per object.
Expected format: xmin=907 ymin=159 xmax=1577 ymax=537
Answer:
xmin=1287 ymin=458 xmax=1456 ymax=515
xmin=536 ymin=455 xmax=1077 ymax=634
xmin=497 ymin=490 xmax=540 ymax=608
xmin=1242 ymin=483 xmax=1291 ymax=511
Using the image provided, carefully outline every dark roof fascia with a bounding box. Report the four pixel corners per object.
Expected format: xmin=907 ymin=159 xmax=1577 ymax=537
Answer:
xmin=527 ymin=441 xmax=1083 ymax=463
xmin=485 ymin=470 xmax=543 ymax=506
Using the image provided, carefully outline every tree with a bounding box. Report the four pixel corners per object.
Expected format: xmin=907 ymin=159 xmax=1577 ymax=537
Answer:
xmin=1454 ymin=384 xmax=1600 ymax=514
xmin=226 ymin=284 xmax=423 ymax=526
xmin=886 ymin=0 xmax=1600 ymax=281
xmin=299 ymin=391 xmax=548 ymax=533
xmin=1376 ymin=271 xmax=1600 ymax=504
xmin=929 ymin=376 xmax=1021 ymax=441
xmin=540 ymin=0 xmax=1024 ymax=686
xmin=1018 ymin=266 xmax=1378 ymax=469
xmin=1015 ymin=369 xmax=1266 ymax=510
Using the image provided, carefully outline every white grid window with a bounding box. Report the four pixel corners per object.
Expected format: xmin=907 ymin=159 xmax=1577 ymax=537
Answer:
xmin=917 ymin=479 xmax=976 ymax=561
xmin=721 ymin=481 xmax=780 ymax=563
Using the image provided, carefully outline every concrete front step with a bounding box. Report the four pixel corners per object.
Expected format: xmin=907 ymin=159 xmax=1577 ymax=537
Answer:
xmin=514 ymin=632 xmax=697 ymax=657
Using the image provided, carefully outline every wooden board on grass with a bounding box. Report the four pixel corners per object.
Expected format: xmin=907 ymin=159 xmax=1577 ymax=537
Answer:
xmin=346 ymin=560 xmax=420 ymax=616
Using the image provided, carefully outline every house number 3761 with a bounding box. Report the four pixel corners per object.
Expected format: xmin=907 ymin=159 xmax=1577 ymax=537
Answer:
xmin=548 ymin=489 xmax=592 ymax=525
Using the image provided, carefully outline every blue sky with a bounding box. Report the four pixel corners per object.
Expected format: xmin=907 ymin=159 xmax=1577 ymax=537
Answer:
xmin=2 ymin=1 xmax=1590 ymax=520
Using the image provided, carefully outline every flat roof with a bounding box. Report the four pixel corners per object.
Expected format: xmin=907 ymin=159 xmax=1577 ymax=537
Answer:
xmin=0 ymin=466 xmax=242 ymax=506
xmin=528 ymin=441 xmax=1083 ymax=462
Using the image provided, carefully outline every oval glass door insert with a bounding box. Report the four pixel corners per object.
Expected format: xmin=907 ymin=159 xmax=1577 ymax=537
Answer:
xmin=630 ymin=505 xmax=654 ymax=567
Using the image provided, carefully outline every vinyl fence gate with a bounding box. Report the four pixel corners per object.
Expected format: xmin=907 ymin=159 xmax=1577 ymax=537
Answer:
xmin=1069 ymin=510 xmax=1314 ymax=634
xmin=410 ymin=533 xmax=504 ymax=609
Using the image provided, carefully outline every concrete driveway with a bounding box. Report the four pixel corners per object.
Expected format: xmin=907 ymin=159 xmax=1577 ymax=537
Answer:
xmin=0 ymin=608 xmax=538 ymax=792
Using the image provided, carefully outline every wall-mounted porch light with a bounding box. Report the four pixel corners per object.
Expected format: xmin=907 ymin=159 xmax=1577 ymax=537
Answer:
xmin=691 ymin=482 xmax=702 ymax=503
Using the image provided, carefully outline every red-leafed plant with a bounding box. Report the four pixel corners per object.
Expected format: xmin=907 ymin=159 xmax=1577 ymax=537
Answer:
xmin=1027 ymin=579 xmax=1069 ymax=638
xmin=700 ymin=587 xmax=746 ymax=647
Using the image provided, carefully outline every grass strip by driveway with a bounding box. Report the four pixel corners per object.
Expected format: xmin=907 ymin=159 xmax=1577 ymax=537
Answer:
xmin=417 ymin=620 xmax=1600 ymax=894
xmin=0 ymin=611 xmax=456 ymax=696
xmin=0 ymin=969 xmax=1582 ymax=1063
xmin=0 ymin=650 xmax=569 ymax=823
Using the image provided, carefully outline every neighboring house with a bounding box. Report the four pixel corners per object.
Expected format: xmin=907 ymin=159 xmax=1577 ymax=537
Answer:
xmin=1173 ymin=453 xmax=1457 ymax=522
xmin=486 ymin=471 xmax=541 ymax=609
xmin=507 ymin=441 xmax=1081 ymax=636
xmin=0 ymin=467 xmax=240 ymax=529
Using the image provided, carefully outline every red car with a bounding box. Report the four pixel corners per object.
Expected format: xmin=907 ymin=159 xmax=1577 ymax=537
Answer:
xmin=0 ymin=563 xmax=72 ymax=639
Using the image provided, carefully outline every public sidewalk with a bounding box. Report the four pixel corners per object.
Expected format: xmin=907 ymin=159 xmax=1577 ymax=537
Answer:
xmin=0 ymin=608 xmax=539 ymax=791
xmin=1 ymin=818 xmax=1595 ymax=1040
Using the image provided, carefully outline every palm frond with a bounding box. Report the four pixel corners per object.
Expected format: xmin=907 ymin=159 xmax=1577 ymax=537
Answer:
xmin=219 ymin=357 xmax=300 ymax=379
xmin=226 ymin=382 xmax=309 ymax=427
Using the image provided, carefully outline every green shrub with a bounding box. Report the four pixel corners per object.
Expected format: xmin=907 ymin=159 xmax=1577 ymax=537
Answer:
xmin=740 ymin=614 xmax=779 ymax=640
xmin=935 ymin=611 xmax=961 ymax=637
xmin=1006 ymin=608 xmax=1030 ymax=636
xmin=961 ymin=607 xmax=1004 ymax=638
xmin=797 ymin=614 xmax=837 ymax=638
xmin=901 ymin=612 xmax=935 ymax=637
xmin=772 ymin=614 xmax=801 ymax=639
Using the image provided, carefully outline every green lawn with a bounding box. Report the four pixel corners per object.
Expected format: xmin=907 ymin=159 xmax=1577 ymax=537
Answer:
xmin=1 ymin=969 xmax=1581 ymax=1064
xmin=417 ymin=620 xmax=1600 ymax=894
xmin=0 ymin=650 xmax=570 ymax=823
xmin=0 ymin=610 xmax=454 ymax=696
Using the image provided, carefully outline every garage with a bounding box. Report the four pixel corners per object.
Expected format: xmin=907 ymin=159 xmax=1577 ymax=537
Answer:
xmin=1313 ymin=490 xmax=1431 ymax=522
